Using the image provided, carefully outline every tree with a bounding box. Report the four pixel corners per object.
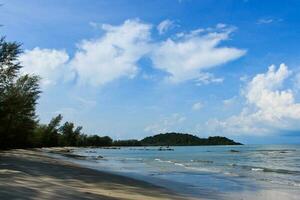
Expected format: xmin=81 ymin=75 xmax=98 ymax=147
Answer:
xmin=41 ymin=114 xmax=63 ymax=147
xmin=0 ymin=37 xmax=40 ymax=149
xmin=59 ymin=122 xmax=82 ymax=146
xmin=86 ymin=135 xmax=113 ymax=146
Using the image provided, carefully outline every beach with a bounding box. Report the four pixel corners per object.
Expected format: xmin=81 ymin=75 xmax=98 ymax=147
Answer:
xmin=1 ymin=146 xmax=300 ymax=200
xmin=0 ymin=149 xmax=192 ymax=200
xmin=46 ymin=145 xmax=300 ymax=200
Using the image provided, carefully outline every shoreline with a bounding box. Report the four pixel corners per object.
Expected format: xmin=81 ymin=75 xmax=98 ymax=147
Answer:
xmin=0 ymin=149 xmax=194 ymax=200
xmin=44 ymin=146 xmax=300 ymax=200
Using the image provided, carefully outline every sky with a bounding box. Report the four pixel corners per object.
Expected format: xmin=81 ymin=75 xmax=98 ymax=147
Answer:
xmin=1 ymin=0 xmax=300 ymax=144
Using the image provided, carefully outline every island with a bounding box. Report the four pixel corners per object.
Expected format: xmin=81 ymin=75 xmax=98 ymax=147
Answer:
xmin=140 ymin=132 xmax=242 ymax=146
xmin=113 ymin=133 xmax=241 ymax=146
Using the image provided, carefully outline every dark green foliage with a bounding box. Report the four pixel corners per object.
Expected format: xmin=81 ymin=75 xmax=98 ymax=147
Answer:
xmin=36 ymin=114 xmax=63 ymax=147
xmin=30 ymin=116 xmax=113 ymax=148
xmin=141 ymin=132 xmax=242 ymax=146
xmin=206 ymin=136 xmax=242 ymax=145
xmin=85 ymin=135 xmax=113 ymax=146
xmin=59 ymin=122 xmax=82 ymax=146
xmin=0 ymin=37 xmax=22 ymax=91
xmin=0 ymin=37 xmax=40 ymax=149
xmin=113 ymin=139 xmax=141 ymax=146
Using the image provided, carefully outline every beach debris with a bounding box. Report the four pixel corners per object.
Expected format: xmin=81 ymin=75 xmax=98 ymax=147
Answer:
xmin=129 ymin=146 xmax=174 ymax=151
xmin=101 ymin=147 xmax=121 ymax=149
xmin=62 ymin=153 xmax=86 ymax=159
xmin=158 ymin=147 xmax=174 ymax=151
xmin=85 ymin=150 xmax=97 ymax=153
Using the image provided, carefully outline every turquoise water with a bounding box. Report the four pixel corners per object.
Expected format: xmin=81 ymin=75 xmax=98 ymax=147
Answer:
xmin=67 ymin=145 xmax=300 ymax=199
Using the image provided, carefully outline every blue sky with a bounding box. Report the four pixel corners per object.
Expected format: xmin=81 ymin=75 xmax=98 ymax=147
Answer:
xmin=1 ymin=0 xmax=300 ymax=144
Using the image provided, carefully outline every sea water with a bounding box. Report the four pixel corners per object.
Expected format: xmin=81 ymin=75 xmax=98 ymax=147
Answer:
xmin=60 ymin=145 xmax=300 ymax=199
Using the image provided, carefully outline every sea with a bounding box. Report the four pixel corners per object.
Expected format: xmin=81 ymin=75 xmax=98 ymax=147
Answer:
xmin=48 ymin=145 xmax=300 ymax=200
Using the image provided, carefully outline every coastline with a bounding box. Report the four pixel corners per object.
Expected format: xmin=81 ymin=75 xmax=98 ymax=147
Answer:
xmin=44 ymin=146 xmax=300 ymax=200
xmin=0 ymin=149 xmax=194 ymax=200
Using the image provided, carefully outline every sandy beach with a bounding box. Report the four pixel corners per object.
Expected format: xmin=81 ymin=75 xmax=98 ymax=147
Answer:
xmin=0 ymin=149 xmax=193 ymax=200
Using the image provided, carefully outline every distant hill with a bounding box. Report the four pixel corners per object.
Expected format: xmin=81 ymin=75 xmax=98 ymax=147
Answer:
xmin=140 ymin=132 xmax=242 ymax=146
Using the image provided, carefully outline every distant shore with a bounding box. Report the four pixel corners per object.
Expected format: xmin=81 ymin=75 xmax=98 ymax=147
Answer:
xmin=0 ymin=149 xmax=193 ymax=200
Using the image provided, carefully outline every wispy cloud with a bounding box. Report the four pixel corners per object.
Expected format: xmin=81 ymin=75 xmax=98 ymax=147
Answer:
xmin=195 ymin=73 xmax=224 ymax=86
xmin=144 ymin=113 xmax=186 ymax=133
xmin=222 ymin=96 xmax=237 ymax=107
xmin=157 ymin=19 xmax=175 ymax=35
xmin=192 ymin=101 xmax=203 ymax=111
xmin=257 ymin=18 xmax=282 ymax=25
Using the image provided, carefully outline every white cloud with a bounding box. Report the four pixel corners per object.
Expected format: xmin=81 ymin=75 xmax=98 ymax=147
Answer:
xmin=157 ymin=19 xmax=174 ymax=35
xmin=19 ymin=47 xmax=69 ymax=86
xmin=192 ymin=101 xmax=203 ymax=111
xmin=257 ymin=18 xmax=282 ymax=25
xmin=144 ymin=113 xmax=186 ymax=133
xmin=293 ymin=72 xmax=300 ymax=91
xmin=223 ymin=96 xmax=237 ymax=107
xmin=257 ymin=18 xmax=274 ymax=24
xmin=206 ymin=64 xmax=300 ymax=135
xmin=89 ymin=21 xmax=101 ymax=29
xmin=70 ymin=19 xmax=152 ymax=86
xmin=239 ymin=75 xmax=248 ymax=82
xmin=21 ymin=20 xmax=245 ymax=87
xmin=151 ymin=24 xmax=246 ymax=83
xmin=195 ymin=73 xmax=224 ymax=85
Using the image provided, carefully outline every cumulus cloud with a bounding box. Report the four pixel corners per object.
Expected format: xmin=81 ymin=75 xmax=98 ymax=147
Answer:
xmin=20 ymin=20 xmax=245 ymax=87
xmin=71 ymin=19 xmax=152 ymax=86
xmin=206 ymin=64 xmax=300 ymax=135
xmin=144 ymin=113 xmax=186 ymax=133
xmin=157 ymin=19 xmax=174 ymax=35
xmin=19 ymin=48 xmax=69 ymax=86
xmin=151 ymin=24 xmax=246 ymax=83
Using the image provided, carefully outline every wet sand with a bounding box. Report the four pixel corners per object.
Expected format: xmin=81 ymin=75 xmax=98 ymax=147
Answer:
xmin=0 ymin=149 xmax=194 ymax=200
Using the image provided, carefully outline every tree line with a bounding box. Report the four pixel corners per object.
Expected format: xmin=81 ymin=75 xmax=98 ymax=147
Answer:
xmin=0 ymin=37 xmax=242 ymax=149
xmin=0 ymin=37 xmax=116 ymax=149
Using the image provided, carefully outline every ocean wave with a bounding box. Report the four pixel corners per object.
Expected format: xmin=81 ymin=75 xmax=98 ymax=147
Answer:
xmin=251 ymin=168 xmax=264 ymax=171
xmin=261 ymin=178 xmax=300 ymax=188
xmin=236 ymin=165 xmax=300 ymax=175
xmin=124 ymin=157 xmax=143 ymax=161
xmin=174 ymin=163 xmax=185 ymax=167
xmin=184 ymin=166 xmax=221 ymax=173
xmin=154 ymin=158 xmax=188 ymax=168
xmin=255 ymin=149 xmax=296 ymax=154
xmin=262 ymin=168 xmax=300 ymax=175
xmin=154 ymin=158 xmax=173 ymax=164
xmin=153 ymin=158 xmax=222 ymax=174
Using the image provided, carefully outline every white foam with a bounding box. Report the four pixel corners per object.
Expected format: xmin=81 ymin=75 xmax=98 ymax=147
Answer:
xmin=174 ymin=163 xmax=185 ymax=167
xmin=154 ymin=158 xmax=175 ymax=164
xmin=252 ymin=168 xmax=264 ymax=171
